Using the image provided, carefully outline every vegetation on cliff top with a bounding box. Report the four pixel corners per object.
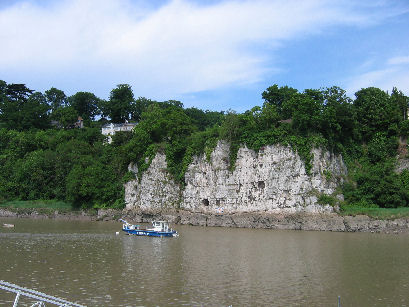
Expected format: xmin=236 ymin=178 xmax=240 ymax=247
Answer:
xmin=1 ymin=79 xmax=409 ymax=213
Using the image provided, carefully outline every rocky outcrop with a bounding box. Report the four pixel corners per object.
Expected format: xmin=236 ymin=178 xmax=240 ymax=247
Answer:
xmin=182 ymin=141 xmax=346 ymax=213
xmin=124 ymin=141 xmax=347 ymax=214
xmin=124 ymin=153 xmax=181 ymax=210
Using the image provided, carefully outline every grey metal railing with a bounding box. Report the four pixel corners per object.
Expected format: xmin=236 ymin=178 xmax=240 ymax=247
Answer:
xmin=0 ymin=280 xmax=86 ymax=307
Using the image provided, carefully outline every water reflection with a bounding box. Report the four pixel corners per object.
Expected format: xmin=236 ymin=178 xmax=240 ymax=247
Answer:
xmin=1 ymin=218 xmax=409 ymax=306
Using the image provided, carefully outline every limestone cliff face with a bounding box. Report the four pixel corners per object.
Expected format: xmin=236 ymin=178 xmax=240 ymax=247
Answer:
xmin=182 ymin=141 xmax=346 ymax=213
xmin=124 ymin=141 xmax=347 ymax=213
xmin=124 ymin=154 xmax=181 ymax=211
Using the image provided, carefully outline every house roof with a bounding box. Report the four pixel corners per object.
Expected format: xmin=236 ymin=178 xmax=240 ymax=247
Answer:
xmin=101 ymin=122 xmax=137 ymax=128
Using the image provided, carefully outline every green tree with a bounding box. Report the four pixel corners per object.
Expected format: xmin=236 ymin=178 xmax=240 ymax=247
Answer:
xmin=5 ymin=83 xmax=34 ymax=101
xmin=138 ymin=104 xmax=195 ymax=143
xmin=391 ymin=87 xmax=408 ymax=121
xmin=344 ymin=160 xmax=409 ymax=208
xmin=132 ymin=97 xmax=154 ymax=121
xmin=262 ymin=84 xmax=298 ymax=118
xmin=161 ymin=100 xmax=184 ymax=109
xmin=102 ymin=84 xmax=135 ymax=123
xmin=51 ymin=106 xmax=78 ymax=128
xmin=291 ymin=92 xmax=322 ymax=135
xmin=22 ymin=92 xmax=51 ymax=130
xmin=12 ymin=150 xmax=58 ymax=200
xmin=0 ymin=83 xmax=50 ymax=130
xmin=320 ymin=86 xmax=356 ymax=150
xmin=45 ymin=87 xmax=68 ymax=114
xmin=219 ymin=110 xmax=240 ymax=142
xmin=367 ymin=132 xmax=397 ymax=163
xmin=203 ymin=110 xmax=225 ymax=128
xmin=68 ymin=92 xmax=101 ymax=121
xmin=66 ymin=161 xmax=121 ymax=208
xmin=259 ymin=101 xmax=280 ymax=130
xmin=354 ymin=87 xmax=399 ymax=141
xmin=184 ymin=107 xmax=224 ymax=131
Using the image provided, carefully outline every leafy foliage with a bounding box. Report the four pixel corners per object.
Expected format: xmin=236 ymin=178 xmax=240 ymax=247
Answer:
xmin=1 ymin=78 xmax=409 ymax=211
xmin=68 ymin=91 xmax=101 ymax=121
xmin=0 ymin=84 xmax=50 ymax=130
xmin=101 ymin=84 xmax=135 ymax=123
xmin=353 ymin=87 xmax=400 ymax=141
xmin=343 ymin=160 xmax=409 ymax=208
xmin=45 ymin=87 xmax=68 ymax=113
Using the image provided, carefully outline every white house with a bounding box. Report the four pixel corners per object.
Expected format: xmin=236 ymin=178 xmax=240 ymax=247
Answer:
xmin=101 ymin=122 xmax=137 ymax=143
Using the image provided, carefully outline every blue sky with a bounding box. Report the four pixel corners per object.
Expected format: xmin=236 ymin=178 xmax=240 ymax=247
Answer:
xmin=1 ymin=0 xmax=408 ymax=112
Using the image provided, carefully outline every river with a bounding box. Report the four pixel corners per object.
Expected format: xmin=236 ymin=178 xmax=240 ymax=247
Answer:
xmin=1 ymin=218 xmax=409 ymax=306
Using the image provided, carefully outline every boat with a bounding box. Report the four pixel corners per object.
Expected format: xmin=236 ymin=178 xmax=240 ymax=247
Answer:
xmin=120 ymin=219 xmax=178 ymax=237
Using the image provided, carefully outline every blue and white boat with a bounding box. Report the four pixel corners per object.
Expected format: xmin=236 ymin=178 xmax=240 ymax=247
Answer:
xmin=120 ymin=219 xmax=178 ymax=237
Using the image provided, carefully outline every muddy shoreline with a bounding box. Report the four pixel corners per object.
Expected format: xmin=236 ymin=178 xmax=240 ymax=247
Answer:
xmin=1 ymin=207 xmax=409 ymax=234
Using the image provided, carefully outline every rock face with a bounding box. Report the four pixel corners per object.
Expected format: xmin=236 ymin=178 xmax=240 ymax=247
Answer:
xmin=124 ymin=153 xmax=181 ymax=210
xmin=124 ymin=141 xmax=347 ymax=213
xmin=183 ymin=141 xmax=346 ymax=213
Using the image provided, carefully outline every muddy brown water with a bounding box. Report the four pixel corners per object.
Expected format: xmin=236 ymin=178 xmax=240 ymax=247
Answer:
xmin=1 ymin=218 xmax=409 ymax=306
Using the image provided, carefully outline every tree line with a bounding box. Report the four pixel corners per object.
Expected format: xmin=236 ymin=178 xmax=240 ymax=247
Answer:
xmin=1 ymin=79 xmax=409 ymax=210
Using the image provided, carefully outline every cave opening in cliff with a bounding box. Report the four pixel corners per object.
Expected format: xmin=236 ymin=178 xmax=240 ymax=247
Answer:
xmin=202 ymin=199 xmax=210 ymax=206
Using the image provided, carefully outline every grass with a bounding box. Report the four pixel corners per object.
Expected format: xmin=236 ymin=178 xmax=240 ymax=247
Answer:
xmin=0 ymin=200 xmax=73 ymax=210
xmin=340 ymin=205 xmax=409 ymax=220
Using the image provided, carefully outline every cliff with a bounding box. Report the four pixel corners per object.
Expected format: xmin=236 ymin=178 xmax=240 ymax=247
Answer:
xmin=124 ymin=141 xmax=347 ymax=213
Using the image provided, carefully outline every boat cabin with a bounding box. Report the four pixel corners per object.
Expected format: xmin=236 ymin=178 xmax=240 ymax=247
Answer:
xmin=150 ymin=221 xmax=170 ymax=232
xmin=120 ymin=219 xmax=139 ymax=231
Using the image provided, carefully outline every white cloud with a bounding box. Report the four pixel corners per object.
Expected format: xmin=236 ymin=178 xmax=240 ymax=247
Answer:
xmin=387 ymin=56 xmax=409 ymax=66
xmin=346 ymin=55 xmax=409 ymax=96
xmin=0 ymin=0 xmax=403 ymax=99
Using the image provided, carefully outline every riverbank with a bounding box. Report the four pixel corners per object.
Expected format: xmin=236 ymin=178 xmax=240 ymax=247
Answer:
xmin=123 ymin=210 xmax=409 ymax=234
xmin=0 ymin=207 xmax=120 ymax=221
xmin=2 ymin=207 xmax=409 ymax=234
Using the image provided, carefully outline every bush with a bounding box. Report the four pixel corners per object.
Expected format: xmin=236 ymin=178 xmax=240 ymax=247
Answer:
xmin=317 ymin=194 xmax=337 ymax=206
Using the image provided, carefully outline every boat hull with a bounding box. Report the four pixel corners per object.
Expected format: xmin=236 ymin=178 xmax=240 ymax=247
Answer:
xmin=122 ymin=228 xmax=178 ymax=237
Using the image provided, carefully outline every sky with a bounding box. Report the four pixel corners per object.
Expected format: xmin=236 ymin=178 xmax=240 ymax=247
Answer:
xmin=0 ymin=0 xmax=409 ymax=112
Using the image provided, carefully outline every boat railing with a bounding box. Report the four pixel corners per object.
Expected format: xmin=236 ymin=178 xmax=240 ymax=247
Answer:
xmin=119 ymin=219 xmax=129 ymax=225
xmin=0 ymin=280 xmax=86 ymax=306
